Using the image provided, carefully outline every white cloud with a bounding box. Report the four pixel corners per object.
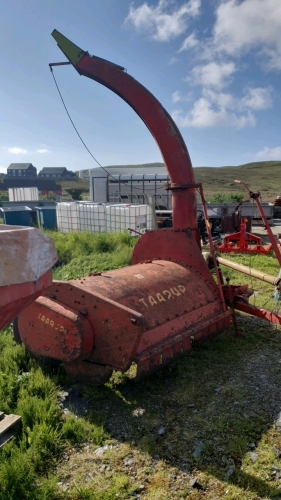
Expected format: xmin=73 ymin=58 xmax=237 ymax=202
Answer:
xmin=7 ymin=147 xmax=28 ymax=155
xmin=3 ymin=146 xmax=50 ymax=156
xmin=178 ymin=32 xmax=199 ymax=52
xmin=172 ymin=85 xmax=271 ymax=129
xmin=213 ymin=0 xmax=281 ymax=70
xmin=240 ymin=87 xmax=272 ymax=110
xmin=256 ymin=146 xmax=281 ymax=160
xmin=172 ymin=98 xmax=226 ymax=127
xmin=0 ymin=166 xmax=6 ymax=174
xmin=172 ymin=91 xmax=182 ymax=103
xmin=125 ymin=0 xmax=279 ymax=133
xmin=172 ymin=98 xmax=255 ymax=129
xmin=203 ymin=89 xmax=236 ymax=109
xmin=168 ymin=56 xmax=178 ymax=65
xmin=172 ymin=90 xmax=192 ymax=103
xmin=36 ymin=148 xmax=50 ymax=154
xmin=189 ymin=61 xmax=237 ymax=89
xmin=125 ymin=0 xmax=201 ymax=42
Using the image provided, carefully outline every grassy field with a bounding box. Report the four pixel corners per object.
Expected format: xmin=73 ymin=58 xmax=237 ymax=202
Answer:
xmin=1 ymin=232 xmax=281 ymax=499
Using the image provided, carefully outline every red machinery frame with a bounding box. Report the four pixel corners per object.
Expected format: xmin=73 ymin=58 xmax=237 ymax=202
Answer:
xmin=218 ymin=218 xmax=272 ymax=255
xmin=13 ymin=31 xmax=281 ymax=385
xmin=218 ymin=180 xmax=279 ymax=256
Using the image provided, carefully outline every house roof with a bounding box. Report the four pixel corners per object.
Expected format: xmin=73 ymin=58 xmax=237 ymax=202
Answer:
xmin=39 ymin=167 xmax=67 ymax=174
xmin=8 ymin=163 xmax=36 ymax=170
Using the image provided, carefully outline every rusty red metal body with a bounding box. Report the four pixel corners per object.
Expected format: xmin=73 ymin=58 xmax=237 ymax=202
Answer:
xmin=12 ymin=31 xmax=248 ymax=384
xmin=222 ymin=284 xmax=281 ymax=327
xmin=218 ymin=219 xmax=272 ymax=255
xmin=18 ymin=259 xmax=231 ymax=381
xmin=19 ymin=296 xmax=94 ymax=362
xmin=0 ymin=226 xmax=57 ymax=331
xmin=0 ymin=271 xmax=53 ymax=332
xmin=13 ymin=31 xmax=281 ymax=386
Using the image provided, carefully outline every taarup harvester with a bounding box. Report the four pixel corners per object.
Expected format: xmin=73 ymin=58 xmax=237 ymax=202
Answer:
xmin=13 ymin=31 xmax=281 ymax=385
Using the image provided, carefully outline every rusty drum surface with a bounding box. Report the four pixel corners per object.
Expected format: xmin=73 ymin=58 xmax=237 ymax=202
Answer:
xmin=17 ymin=259 xmax=231 ymax=383
xmin=19 ymin=296 xmax=94 ymax=362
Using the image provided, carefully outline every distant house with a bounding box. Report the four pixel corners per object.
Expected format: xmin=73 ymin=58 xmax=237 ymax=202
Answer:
xmin=38 ymin=167 xmax=76 ymax=179
xmin=7 ymin=163 xmax=37 ymax=178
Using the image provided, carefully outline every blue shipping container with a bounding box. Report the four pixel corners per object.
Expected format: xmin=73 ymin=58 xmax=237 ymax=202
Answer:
xmin=36 ymin=207 xmax=57 ymax=230
xmin=0 ymin=206 xmax=32 ymax=226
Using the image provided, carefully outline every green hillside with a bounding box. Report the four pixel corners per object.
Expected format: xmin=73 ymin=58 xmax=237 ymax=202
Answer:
xmin=106 ymin=161 xmax=281 ymax=202
xmin=194 ymin=161 xmax=281 ymax=202
xmin=62 ymin=161 xmax=281 ymax=202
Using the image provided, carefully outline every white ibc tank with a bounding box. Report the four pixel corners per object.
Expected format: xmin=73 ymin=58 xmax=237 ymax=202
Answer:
xmin=56 ymin=202 xmax=79 ymax=233
xmin=106 ymin=204 xmax=153 ymax=235
xmin=77 ymin=203 xmax=106 ymax=233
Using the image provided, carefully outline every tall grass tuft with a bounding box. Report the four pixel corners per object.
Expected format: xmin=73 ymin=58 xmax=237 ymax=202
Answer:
xmin=61 ymin=414 xmax=106 ymax=445
xmin=45 ymin=230 xmax=137 ymax=267
xmin=46 ymin=230 xmax=137 ymax=280
xmin=53 ymin=247 xmax=133 ymax=280
xmin=0 ymin=326 xmax=108 ymax=499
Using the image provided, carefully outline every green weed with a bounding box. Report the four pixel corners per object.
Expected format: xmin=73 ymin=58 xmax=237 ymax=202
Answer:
xmin=45 ymin=230 xmax=136 ymax=267
xmin=53 ymin=247 xmax=133 ymax=280
xmin=0 ymin=325 xmax=108 ymax=499
xmin=68 ymin=474 xmax=130 ymax=500
xmin=61 ymin=415 xmax=106 ymax=446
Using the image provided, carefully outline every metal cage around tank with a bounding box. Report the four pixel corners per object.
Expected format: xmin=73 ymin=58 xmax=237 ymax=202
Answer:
xmin=89 ymin=167 xmax=172 ymax=209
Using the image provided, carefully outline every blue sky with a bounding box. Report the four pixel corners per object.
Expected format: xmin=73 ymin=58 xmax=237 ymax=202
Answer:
xmin=1 ymin=0 xmax=280 ymax=173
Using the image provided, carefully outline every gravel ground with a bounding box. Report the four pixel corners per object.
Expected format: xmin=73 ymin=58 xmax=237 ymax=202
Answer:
xmin=56 ymin=316 xmax=281 ymax=499
xmin=245 ymin=219 xmax=281 ymax=244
